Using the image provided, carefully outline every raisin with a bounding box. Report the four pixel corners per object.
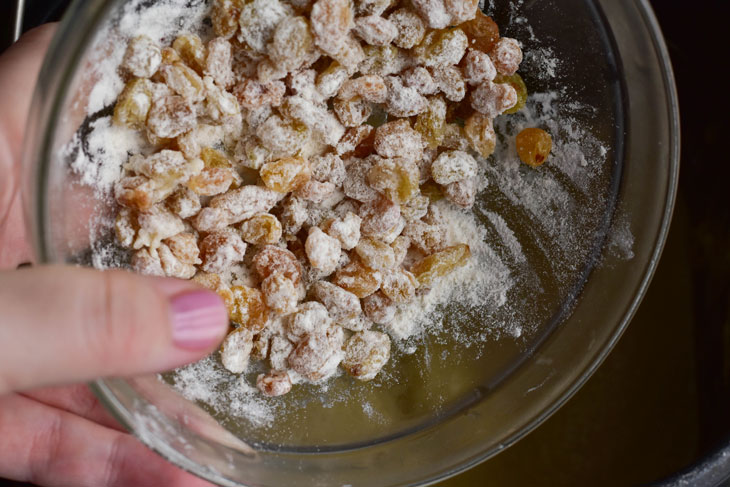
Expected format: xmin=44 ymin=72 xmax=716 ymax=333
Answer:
xmin=470 ymin=80 xmax=517 ymax=118
xmin=444 ymin=177 xmax=477 ymax=209
xmin=287 ymin=326 xmax=345 ymax=381
xmin=410 ymin=0 xmax=450 ymax=29
xmin=268 ymin=16 xmax=317 ymax=73
xmin=366 ymin=156 xmax=420 ymax=204
xmin=239 ymin=213 xmax=283 ymax=245
xmin=461 ymin=11 xmax=500 ymax=53
xmin=410 ymin=243 xmax=471 ymax=286
xmin=232 ymin=79 xmax=286 ymax=110
xmin=381 ymin=268 xmax=419 ymax=303
xmin=256 ymin=370 xmax=292 ymax=396
xmin=163 ymin=232 xmax=201 ymax=265
xmin=431 ymin=150 xmax=478 ymax=185
xmin=205 ymin=37 xmax=234 ymax=88
xmin=332 ymin=258 xmax=382 ymax=298
xmin=336 ymin=126 xmax=375 ymax=157
xmin=388 ymin=8 xmax=426 ymax=49
xmin=516 ymin=128 xmax=552 ymax=167
xmin=342 ymin=330 xmax=391 ymax=381
xmin=414 ymin=96 xmax=447 ymax=149
xmin=312 ymin=280 xmax=362 ymax=323
xmin=334 ymin=97 xmax=372 ymax=128
xmin=359 ymin=195 xmax=401 ymax=238
xmin=355 ymin=237 xmax=396 ymax=270
xmin=260 ymin=156 xmax=312 ymax=193
xmin=305 ymin=227 xmax=342 ymax=275
xmin=113 ymin=79 xmax=154 ymax=130
xmin=200 ymin=229 xmax=247 ymax=273
xmin=402 ymin=66 xmax=438 ymax=95
xmin=310 ymin=0 xmax=354 ymax=55
xmin=445 ymin=0 xmax=479 ymax=25
xmin=400 ymin=194 xmax=429 ymax=221
xmin=431 ymin=65 xmax=466 ymax=102
xmin=228 ymin=285 xmax=269 ymax=330
xmin=496 ymin=73 xmax=528 ymax=114
xmin=414 ymin=29 xmax=468 ymax=68
xmin=464 ymin=112 xmax=496 ymax=158
xmin=383 ymin=75 xmax=428 ymax=117
xmin=362 ymin=292 xmax=396 ymax=324
xmin=173 ymin=34 xmax=207 ymax=74
xmin=253 ymin=245 xmax=303 ymax=285
xmin=462 ymin=48 xmax=497 ymax=85
xmin=354 ymin=15 xmax=398 ymax=46
xmin=220 ymin=327 xmax=254 ymax=373
xmin=322 ymin=211 xmax=362 ymax=250
xmin=338 ymin=74 xmax=388 ymax=103
xmin=147 ymin=95 xmax=196 ymax=139
xmin=256 ymin=115 xmax=308 ymax=157
xmin=360 ymin=45 xmax=405 ymax=77
xmin=374 ymin=119 xmax=425 ymax=161
xmin=212 ymin=0 xmax=245 ymax=39
xmin=238 ymin=0 xmax=294 ymax=54
xmin=490 ymin=37 xmax=523 ymax=76
xmin=261 ymin=273 xmax=299 ymax=315
xmin=343 ymin=157 xmax=380 ymax=203
xmin=122 ymin=36 xmax=162 ymax=78
xmin=285 ymin=302 xmax=332 ymax=342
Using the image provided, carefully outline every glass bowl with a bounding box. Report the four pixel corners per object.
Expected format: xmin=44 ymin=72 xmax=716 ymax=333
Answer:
xmin=22 ymin=0 xmax=679 ymax=485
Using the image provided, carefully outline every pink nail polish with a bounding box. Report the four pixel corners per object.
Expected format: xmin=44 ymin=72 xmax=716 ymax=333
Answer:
xmin=170 ymin=291 xmax=227 ymax=349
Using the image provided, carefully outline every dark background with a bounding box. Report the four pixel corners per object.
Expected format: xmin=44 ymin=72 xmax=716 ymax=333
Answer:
xmin=1 ymin=0 xmax=728 ymax=485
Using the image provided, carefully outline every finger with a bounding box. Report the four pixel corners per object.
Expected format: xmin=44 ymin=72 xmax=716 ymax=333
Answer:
xmin=0 ymin=24 xmax=57 ymax=244
xmin=21 ymin=385 xmax=124 ymax=431
xmin=0 ymin=24 xmax=57 ymax=163
xmin=0 ymin=266 xmax=228 ymax=394
xmin=0 ymin=394 xmax=215 ymax=487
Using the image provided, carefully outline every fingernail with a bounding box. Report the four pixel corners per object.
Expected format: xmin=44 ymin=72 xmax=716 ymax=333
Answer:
xmin=170 ymin=291 xmax=227 ymax=349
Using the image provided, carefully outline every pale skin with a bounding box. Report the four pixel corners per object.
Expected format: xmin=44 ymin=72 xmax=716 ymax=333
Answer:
xmin=0 ymin=25 xmax=228 ymax=487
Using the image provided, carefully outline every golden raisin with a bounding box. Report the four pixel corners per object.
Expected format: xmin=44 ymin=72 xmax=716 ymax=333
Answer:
xmin=239 ymin=214 xmax=283 ymax=245
xmin=496 ymin=73 xmax=528 ymax=114
xmin=381 ymin=268 xmax=419 ymax=303
xmin=410 ymin=244 xmax=471 ymax=287
xmin=414 ymin=96 xmax=447 ymax=149
xmin=414 ymin=28 xmax=468 ymax=68
xmin=161 ymin=62 xmax=206 ymax=102
xmin=362 ymin=291 xmax=395 ymax=324
xmin=461 ymin=11 xmax=500 ymax=53
xmin=516 ymin=128 xmax=552 ymax=167
xmin=261 ymin=273 xmax=299 ymax=315
xmin=260 ymin=156 xmax=311 ymax=193
xmin=113 ymin=79 xmax=153 ymax=130
xmin=355 ymin=237 xmax=396 ymax=270
xmin=212 ymin=0 xmax=245 ymax=39
xmin=366 ymin=157 xmax=420 ymax=204
xmin=332 ymin=258 xmax=382 ymax=298
xmin=310 ymin=0 xmax=354 ymax=56
xmin=268 ymin=16 xmax=316 ymax=72
xmin=342 ymin=330 xmax=391 ymax=381
xmin=388 ymin=8 xmax=426 ymax=49
xmin=253 ymin=245 xmax=303 ymax=285
xmin=464 ymin=112 xmax=497 ymax=158
xmin=228 ymin=285 xmax=269 ymax=331
xmin=172 ymin=34 xmax=207 ymax=74
xmin=147 ymin=95 xmax=196 ymax=139
xmin=187 ymin=168 xmax=234 ymax=196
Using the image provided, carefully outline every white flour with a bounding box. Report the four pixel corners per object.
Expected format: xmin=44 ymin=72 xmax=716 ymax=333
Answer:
xmin=63 ymin=0 xmax=633 ymax=429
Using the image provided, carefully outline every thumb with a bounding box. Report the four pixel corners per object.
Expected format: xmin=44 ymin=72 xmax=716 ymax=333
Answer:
xmin=0 ymin=266 xmax=228 ymax=394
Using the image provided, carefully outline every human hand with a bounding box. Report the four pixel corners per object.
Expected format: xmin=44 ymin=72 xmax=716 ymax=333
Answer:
xmin=0 ymin=26 xmax=228 ymax=487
